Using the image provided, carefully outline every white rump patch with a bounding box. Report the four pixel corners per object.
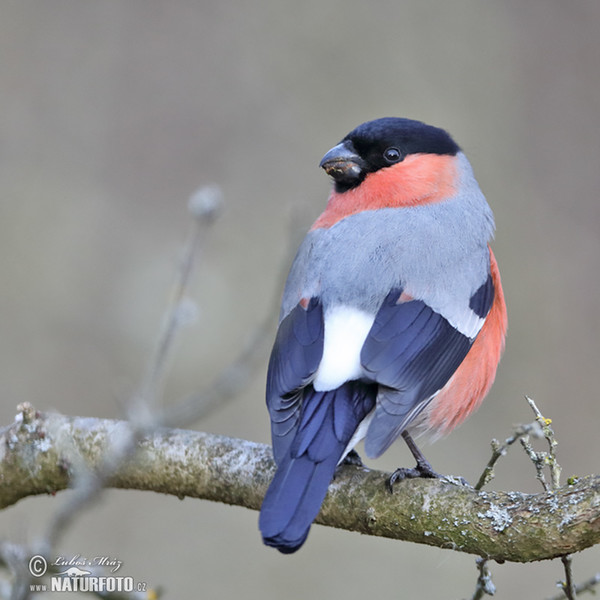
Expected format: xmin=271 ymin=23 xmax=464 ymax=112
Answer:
xmin=312 ymin=305 xmax=374 ymax=392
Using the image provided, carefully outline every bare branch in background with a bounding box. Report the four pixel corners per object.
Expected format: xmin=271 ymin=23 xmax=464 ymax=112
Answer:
xmin=136 ymin=184 xmax=222 ymax=415
xmin=43 ymin=186 xmax=223 ymax=551
xmin=1 ymin=186 xmax=223 ymax=599
xmin=160 ymin=210 xmax=304 ymax=428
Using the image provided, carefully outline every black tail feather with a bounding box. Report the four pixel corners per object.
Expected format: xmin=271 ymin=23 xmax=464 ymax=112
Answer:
xmin=259 ymin=382 xmax=375 ymax=553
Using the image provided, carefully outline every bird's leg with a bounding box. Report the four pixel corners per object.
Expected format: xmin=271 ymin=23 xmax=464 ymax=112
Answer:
xmin=387 ymin=431 xmax=441 ymax=492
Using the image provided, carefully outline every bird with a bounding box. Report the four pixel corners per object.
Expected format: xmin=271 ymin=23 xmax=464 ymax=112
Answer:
xmin=258 ymin=117 xmax=507 ymax=554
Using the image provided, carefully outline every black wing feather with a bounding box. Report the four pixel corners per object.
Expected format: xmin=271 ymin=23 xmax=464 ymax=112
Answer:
xmin=361 ymin=288 xmax=473 ymax=458
xmin=266 ymin=298 xmax=324 ymax=464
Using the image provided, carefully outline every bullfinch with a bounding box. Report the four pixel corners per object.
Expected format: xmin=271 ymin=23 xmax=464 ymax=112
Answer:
xmin=259 ymin=117 xmax=507 ymax=554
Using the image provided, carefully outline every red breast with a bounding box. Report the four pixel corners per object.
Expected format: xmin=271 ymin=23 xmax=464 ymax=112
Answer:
xmin=311 ymin=153 xmax=459 ymax=230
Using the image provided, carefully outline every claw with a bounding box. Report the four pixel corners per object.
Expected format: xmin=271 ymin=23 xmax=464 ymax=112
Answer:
xmin=387 ymin=430 xmax=441 ymax=492
xmin=386 ymin=431 xmax=470 ymax=492
xmin=342 ymin=449 xmax=364 ymax=467
xmin=387 ymin=461 xmax=441 ymax=492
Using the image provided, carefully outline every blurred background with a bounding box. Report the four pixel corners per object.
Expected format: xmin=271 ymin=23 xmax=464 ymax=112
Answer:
xmin=1 ymin=1 xmax=599 ymax=598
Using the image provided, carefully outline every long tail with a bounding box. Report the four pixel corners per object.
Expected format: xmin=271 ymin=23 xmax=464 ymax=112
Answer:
xmin=259 ymin=382 xmax=375 ymax=553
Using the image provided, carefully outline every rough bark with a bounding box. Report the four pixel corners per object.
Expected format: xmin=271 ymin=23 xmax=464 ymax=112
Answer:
xmin=1 ymin=407 xmax=598 ymax=563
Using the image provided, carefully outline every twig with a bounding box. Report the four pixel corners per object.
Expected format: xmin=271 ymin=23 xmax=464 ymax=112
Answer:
xmin=472 ymin=396 xmax=569 ymax=600
xmin=520 ymin=435 xmax=551 ymax=493
xmin=521 ymin=400 xmax=597 ymax=600
xmin=525 ymin=396 xmax=561 ymax=491
xmin=467 ymin=557 xmax=496 ymax=599
xmin=547 ymin=573 xmax=600 ymax=600
xmin=136 ymin=185 xmax=222 ymax=414
xmin=558 ymin=555 xmax=577 ymax=600
xmin=517 ymin=398 xmax=561 ymax=494
xmin=474 ymin=422 xmax=539 ymax=491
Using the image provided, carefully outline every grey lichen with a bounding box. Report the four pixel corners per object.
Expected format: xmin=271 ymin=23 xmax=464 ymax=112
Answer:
xmin=478 ymin=504 xmax=513 ymax=532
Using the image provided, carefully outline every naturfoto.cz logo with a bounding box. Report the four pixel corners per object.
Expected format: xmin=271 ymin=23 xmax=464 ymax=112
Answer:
xmin=28 ymin=554 xmax=148 ymax=594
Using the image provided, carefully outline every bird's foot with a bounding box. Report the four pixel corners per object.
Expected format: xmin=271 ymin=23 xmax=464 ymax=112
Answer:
xmin=386 ymin=430 xmax=470 ymax=492
xmin=342 ymin=449 xmax=364 ymax=467
xmin=387 ymin=458 xmax=441 ymax=493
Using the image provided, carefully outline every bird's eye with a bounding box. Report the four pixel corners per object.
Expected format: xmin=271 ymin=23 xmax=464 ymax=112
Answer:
xmin=383 ymin=147 xmax=402 ymax=163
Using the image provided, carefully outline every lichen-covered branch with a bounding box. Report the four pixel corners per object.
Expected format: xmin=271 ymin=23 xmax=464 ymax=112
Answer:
xmin=2 ymin=407 xmax=600 ymax=564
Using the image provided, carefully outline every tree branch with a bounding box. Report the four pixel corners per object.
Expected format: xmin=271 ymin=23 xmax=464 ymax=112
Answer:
xmin=2 ymin=405 xmax=600 ymax=564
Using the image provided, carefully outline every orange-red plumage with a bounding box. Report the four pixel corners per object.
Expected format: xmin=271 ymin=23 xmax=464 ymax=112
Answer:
xmin=425 ymin=249 xmax=507 ymax=434
xmin=311 ymin=153 xmax=458 ymax=230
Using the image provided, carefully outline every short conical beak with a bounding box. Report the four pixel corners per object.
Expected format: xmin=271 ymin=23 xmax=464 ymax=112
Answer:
xmin=319 ymin=141 xmax=365 ymax=183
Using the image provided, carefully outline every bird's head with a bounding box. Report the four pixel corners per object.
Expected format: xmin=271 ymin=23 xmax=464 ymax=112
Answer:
xmin=319 ymin=117 xmax=460 ymax=194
